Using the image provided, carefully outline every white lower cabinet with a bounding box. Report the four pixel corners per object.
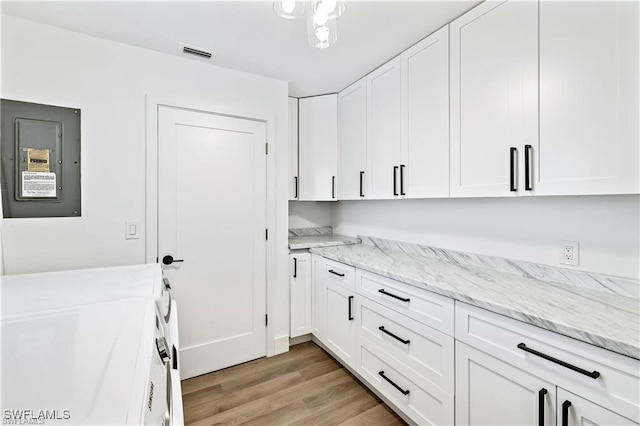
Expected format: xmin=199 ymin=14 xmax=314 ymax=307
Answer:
xmin=358 ymin=340 xmax=454 ymax=425
xmin=557 ymin=388 xmax=638 ymax=426
xmin=309 ymin=256 xmax=639 ymax=426
xmin=289 ymin=253 xmax=311 ymax=338
xmin=456 ymin=341 xmax=557 ymax=426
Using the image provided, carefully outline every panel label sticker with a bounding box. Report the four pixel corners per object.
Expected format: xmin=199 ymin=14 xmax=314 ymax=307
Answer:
xmin=27 ymin=148 xmax=51 ymax=172
xmin=21 ymin=172 xmax=57 ymax=197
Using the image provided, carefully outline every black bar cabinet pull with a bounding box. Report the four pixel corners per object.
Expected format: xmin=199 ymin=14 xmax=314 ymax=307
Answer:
xmin=510 ymin=147 xmax=518 ymax=192
xmin=379 ymin=326 xmax=410 ymax=345
xmin=294 ymin=176 xmax=298 ymax=198
xmin=400 ymin=165 xmax=406 ymax=195
xmin=378 ymin=288 xmax=410 ymax=303
xmin=538 ymin=388 xmax=547 ymax=426
xmin=562 ymin=400 xmax=572 ymax=426
xmin=293 ymin=257 xmax=297 ymax=278
xmin=360 ymin=171 xmax=365 ymax=197
xmin=332 ymin=176 xmax=336 ymax=199
xmin=348 ymin=296 xmax=354 ymax=320
xmin=517 ymin=343 xmax=600 ymax=379
xmin=525 ymin=144 xmax=533 ymax=191
xmin=378 ymin=371 xmax=410 ymax=395
xmin=393 ymin=166 xmax=399 ymax=196
xmin=328 ymin=269 xmax=345 ymax=277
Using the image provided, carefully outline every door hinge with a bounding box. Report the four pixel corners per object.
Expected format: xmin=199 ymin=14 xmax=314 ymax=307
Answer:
xmin=265 ymin=314 xmax=268 ymax=326
xmin=265 ymin=142 xmax=268 ymax=155
xmin=265 ymin=229 xmax=268 ymax=240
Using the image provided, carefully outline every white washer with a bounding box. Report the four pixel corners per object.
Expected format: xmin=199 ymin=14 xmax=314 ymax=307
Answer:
xmin=1 ymin=299 xmax=179 ymax=425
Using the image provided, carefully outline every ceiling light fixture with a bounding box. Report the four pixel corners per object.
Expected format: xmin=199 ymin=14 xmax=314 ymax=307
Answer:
xmin=273 ymin=0 xmax=305 ymax=19
xmin=274 ymin=0 xmax=345 ymax=49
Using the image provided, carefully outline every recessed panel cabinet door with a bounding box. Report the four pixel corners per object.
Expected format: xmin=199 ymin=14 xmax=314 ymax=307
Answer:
xmin=557 ymin=388 xmax=638 ymax=426
xmin=401 ymin=25 xmax=450 ymax=199
xmin=538 ymin=1 xmax=639 ymax=195
xmin=367 ymin=57 xmax=402 ymax=200
xmin=338 ymin=78 xmax=367 ymax=200
xmin=298 ymin=94 xmax=338 ymax=201
xmin=288 ymin=97 xmax=299 ymax=200
xmin=450 ymin=0 xmax=538 ymax=197
xmin=324 ymin=281 xmax=357 ymax=368
xmin=290 ymin=253 xmax=311 ymax=338
xmin=456 ymin=341 xmax=556 ymax=426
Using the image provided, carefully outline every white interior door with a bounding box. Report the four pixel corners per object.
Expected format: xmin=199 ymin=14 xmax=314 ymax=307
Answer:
xmin=157 ymin=105 xmax=267 ymax=380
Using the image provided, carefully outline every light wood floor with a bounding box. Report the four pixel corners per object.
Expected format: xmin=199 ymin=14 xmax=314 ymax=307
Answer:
xmin=181 ymin=341 xmax=407 ymax=425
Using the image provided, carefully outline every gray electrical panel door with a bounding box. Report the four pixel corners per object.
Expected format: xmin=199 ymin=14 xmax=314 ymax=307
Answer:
xmin=1 ymin=99 xmax=81 ymax=218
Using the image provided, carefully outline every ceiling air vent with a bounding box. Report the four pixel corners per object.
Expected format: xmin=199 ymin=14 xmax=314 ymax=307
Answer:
xmin=178 ymin=42 xmax=216 ymax=62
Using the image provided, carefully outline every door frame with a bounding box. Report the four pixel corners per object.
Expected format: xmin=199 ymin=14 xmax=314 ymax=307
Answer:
xmin=145 ymin=95 xmax=277 ymax=357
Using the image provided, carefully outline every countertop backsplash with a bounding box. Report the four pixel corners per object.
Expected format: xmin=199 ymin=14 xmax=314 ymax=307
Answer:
xmin=359 ymin=235 xmax=640 ymax=300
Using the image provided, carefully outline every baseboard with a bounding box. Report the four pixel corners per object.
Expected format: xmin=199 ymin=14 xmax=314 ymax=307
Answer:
xmin=273 ymin=335 xmax=290 ymax=355
xmin=289 ymin=334 xmax=312 ymax=346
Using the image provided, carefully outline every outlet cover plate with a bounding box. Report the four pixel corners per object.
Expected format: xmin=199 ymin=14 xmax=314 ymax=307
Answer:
xmin=560 ymin=241 xmax=579 ymax=266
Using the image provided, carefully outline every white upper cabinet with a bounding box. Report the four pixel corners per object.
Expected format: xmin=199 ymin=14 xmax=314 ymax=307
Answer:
xmin=401 ymin=25 xmax=450 ymax=199
xmin=298 ymin=94 xmax=338 ymax=201
xmin=288 ymin=97 xmax=299 ymax=200
xmin=367 ymin=57 xmax=402 ymax=200
xmin=538 ymin=1 xmax=639 ymax=195
xmin=450 ymin=0 xmax=538 ymax=197
xmin=338 ymin=78 xmax=367 ymax=200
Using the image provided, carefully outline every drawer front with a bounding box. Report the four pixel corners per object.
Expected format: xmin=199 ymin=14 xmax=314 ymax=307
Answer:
xmin=358 ymin=296 xmax=454 ymax=394
xmin=358 ymin=340 xmax=454 ymax=426
xmin=321 ymin=258 xmax=355 ymax=291
xmin=356 ymin=269 xmax=454 ymax=335
xmin=456 ymin=301 xmax=640 ymax=423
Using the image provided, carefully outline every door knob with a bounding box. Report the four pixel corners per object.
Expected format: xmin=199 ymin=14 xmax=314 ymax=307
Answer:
xmin=162 ymin=255 xmax=184 ymax=265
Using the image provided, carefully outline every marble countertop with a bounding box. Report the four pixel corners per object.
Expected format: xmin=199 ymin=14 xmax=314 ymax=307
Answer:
xmin=311 ymin=239 xmax=640 ymax=359
xmin=288 ymin=226 xmax=361 ymax=250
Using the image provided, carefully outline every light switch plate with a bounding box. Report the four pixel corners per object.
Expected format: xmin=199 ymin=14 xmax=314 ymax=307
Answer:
xmin=126 ymin=220 xmax=140 ymax=240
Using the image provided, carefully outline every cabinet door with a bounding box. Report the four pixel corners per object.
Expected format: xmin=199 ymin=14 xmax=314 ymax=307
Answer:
xmin=450 ymin=1 xmax=538 ymax=197
xmin=557 ymin=388 xmax=638 ymax=426
xmin=401 ymin=25 xmax=449 ymax=199
xmin=367 ymin=57 xmax=402 ymax=200
xmin=299 ymin=94 xmax=338 ymax=201
xmin=288 ymin=97 xmax=299 ymax=200
xmin=290 ymin=253 xmax=311 ymax=338
xmin=338 ymin=78 xmax=367 ymax=200
xmin=324 ymin=280 xmax=356 ymax=368
xmin=538 ymin=1 xmax=639 ymax=195
xmin=310 ymin=254 xmax=326 ymax=341
xmin=456 ymin=342 xmax=556 ymax=426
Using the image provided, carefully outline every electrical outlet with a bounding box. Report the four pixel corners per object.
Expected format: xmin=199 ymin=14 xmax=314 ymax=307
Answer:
xmin=560 ymin=241 xmax=579 ymax=266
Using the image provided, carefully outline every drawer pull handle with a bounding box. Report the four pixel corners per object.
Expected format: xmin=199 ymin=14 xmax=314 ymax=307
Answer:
xmin=328 ymin=269 xmax=345 ymax=277
xmin=562 ymin=400 xmax=571 ymax=426
xmin=348 ymin=296 xmax=354 ymax=320
xmin=293 ymin=257 xmax=297 ymax=278
xmin=538 ymin=388 xmax=547 ymax=426
xmin=378 ymin=289 xmax=410 ymax=303
xmin=517 ymin=343 xmax=600 ymax=379
xmin=378 ymin=371 xmax=410 ymax=395
xmin=378 ymin=326 xmax=410 ymax=345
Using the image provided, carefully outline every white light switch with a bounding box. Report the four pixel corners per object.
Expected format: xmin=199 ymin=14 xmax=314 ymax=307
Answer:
xmin=126 ymin=220 xmax=141 ymax=239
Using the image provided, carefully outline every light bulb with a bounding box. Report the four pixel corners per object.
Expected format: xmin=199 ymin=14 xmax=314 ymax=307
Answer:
xmin=314 ymin=11 xmax=328 ymax=26
xmin=282 ymin=0 xmax=295 ymax=14
xmin=316 ymin=26 xmax=330 ymax=42
xmin=323 ymin=0 xmax=337 ymax=14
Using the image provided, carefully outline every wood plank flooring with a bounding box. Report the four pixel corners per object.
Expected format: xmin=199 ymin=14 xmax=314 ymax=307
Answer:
xmin=181 ymin=341 xmax=407 ymax=425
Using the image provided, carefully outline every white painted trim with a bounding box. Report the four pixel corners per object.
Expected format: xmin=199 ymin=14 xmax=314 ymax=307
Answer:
xmin=145 ymin=94 xmax=278 ymax=358
xmin=274 ymin=335 xmax=290 ymax=355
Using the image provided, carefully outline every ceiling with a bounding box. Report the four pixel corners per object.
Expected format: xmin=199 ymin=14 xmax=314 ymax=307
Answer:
xmin=1 ymin=0 xmax=480 ymax=97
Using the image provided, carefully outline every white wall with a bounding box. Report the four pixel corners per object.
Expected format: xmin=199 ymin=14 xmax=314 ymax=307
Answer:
xmin=332 ymin=196 xmax=640 ymax=279
xmin=1 ymin=15 xmax=290 ymax=348
xmin=288 ymin=201 xmax=332 ymax=229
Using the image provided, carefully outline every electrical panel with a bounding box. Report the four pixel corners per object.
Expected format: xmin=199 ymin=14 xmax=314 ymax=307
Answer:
xmin=1 ymin=99 xmax=81 ymax=218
